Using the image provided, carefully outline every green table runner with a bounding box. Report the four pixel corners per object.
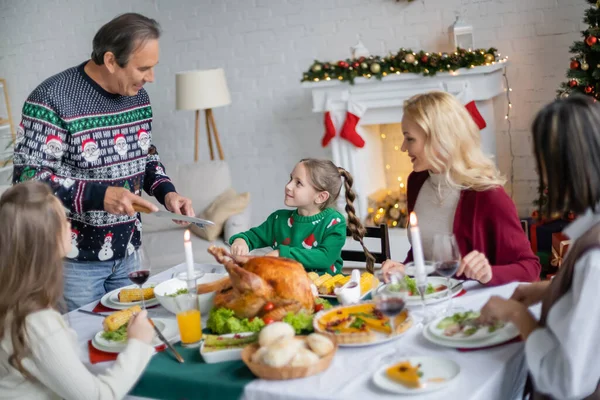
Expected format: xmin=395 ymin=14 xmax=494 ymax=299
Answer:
xmin=130 ymin=344 xmax=255 ymax=400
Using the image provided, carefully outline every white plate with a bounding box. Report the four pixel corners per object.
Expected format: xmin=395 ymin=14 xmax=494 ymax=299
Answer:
xmin=91 ymin=318 xmax=178 ymax=353
xmin=428 ymin=314 xmax=504 ymax=343
xmin=405 ymin=280 xmax=464 ymax=306
xmin=423 ymin=319 xmax=519 ymax=349
xmin=373 ymin=356 xmax=460 ymax=394
xmin=200 ymin=332 xmax=256 ymax=363
xmin=108 ymin=283 xmax=157 ymax=306
xmin=100 ymin=285 xmax=159 ymax=310
xmin=312 ymin=305 xmax=412 ymax=348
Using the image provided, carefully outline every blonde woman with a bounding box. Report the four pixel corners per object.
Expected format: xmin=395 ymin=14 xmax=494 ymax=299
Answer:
xmin=382 ymin=91 xmax=540 ymax=286
xmin=0 ymin=181 xmax=154 ymax=399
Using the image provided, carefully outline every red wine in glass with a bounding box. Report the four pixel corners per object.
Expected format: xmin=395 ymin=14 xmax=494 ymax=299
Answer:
xmin=128 ymin=270 xmax=150 ymax=285
xmin=375 ymin=298 xmax=406 ymax=318
xmin=436 ymin=261 xmax=459 ymax=278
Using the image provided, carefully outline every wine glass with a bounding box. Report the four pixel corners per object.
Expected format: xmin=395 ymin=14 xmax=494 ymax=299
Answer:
xmin=432 ymin=234 xmax=461 ymax=316
xmin=372 ymin=269 xmax=409 ymax=363
xmin=130 ymin=246 xmax=152 ymax=310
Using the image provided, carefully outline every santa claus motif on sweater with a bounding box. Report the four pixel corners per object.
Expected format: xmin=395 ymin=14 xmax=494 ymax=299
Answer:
xmin=114 ymin=134 xmax=128 ymax=156
xmin=288 ymin=216 xmax=294 ymax=228
xmin=66 ymin=229 xmax=80 ymax=259
xmin=155 ymin=165 xmax=167 ymax=176
xmin=81 ymin=138 xmax=100 ymax=163
xmin=327 ymin=217 xmax=341 ymax=229
xmin=137 ymin=129 xmax=150 ymax=152
xmin=16 ymin=123 xmax=25 ymax=145
xmin=98 ymin=232 xmax=114 ymax=261
xmin=44 ymin=135 xmax=64 ymax=159
xmin=330 ymin=265 xmax=336 ymax=273
xmin=302 ymin=233 xmax=318 ymax=249
xmin=282 ymin=237 xmax=291 ymax=245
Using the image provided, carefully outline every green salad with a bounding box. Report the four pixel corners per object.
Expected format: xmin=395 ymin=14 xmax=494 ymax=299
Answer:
xmin=436 ymin=310 xmax=504 ymax=335
xmin=101 ymin=325 xmax=128 ymax=342
xmin=403 ymin=276 xmax=435 ymax=296
xmin=207 ymin=308 xmax=266 ymax=334
xmin=167 ymin=288 xmax=189 ymax=297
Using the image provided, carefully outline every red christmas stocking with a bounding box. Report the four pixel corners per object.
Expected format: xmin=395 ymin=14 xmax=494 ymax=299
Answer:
xmin=464 ymin=100 xmax=487 ymax=130
xmin=322 ymin=112 xmax=336 ymax=147
xmin=340 ymin=102 xmax=366 ymax=148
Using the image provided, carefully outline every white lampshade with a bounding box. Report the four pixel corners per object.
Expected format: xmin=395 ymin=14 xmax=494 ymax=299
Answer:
xmin=175 ymin=68 xmax=231 ymax=110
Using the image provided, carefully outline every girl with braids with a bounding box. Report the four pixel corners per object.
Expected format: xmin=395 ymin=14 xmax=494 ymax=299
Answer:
xmin=382 ymin=91 xmax=540 ymax=286
xmin=0 ymin=181 xmax=155 ymax=399
xmin=230 ymin=158 xmax=376 ymax=273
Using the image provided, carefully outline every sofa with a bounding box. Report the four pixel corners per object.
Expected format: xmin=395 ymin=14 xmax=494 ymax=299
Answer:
xmin=0 ymin=162 xmax=252 ymax=275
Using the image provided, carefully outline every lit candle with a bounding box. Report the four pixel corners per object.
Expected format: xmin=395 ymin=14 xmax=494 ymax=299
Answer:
xmin=409 ymin=212 xmax=426 ymax=280
xmin=184 ymin=230 xmax=194 ymax=284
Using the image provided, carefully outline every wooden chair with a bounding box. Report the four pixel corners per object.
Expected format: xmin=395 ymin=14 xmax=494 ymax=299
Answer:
xmin=341 ymin=224 xmax=391 ymax=271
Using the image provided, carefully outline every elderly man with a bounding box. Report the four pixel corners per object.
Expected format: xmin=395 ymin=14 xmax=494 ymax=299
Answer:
xmin=12 ymin=13 xmax=194 ymax=311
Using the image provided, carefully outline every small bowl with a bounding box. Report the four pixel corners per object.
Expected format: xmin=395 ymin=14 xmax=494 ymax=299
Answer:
xmin=200 ymin=332 xmax=256 ymax=364
xmin=241 ymin=335 xmax=338 ymax=380
xmin=154 ymin=273 xmax=227 ymax=314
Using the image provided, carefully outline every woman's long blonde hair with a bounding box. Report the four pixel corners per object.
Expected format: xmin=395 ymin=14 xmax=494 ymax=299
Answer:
xmin=403 ymin=91 xmax=505 ymax=191
xmin=0 ymin=181 xmax=67 ymax=380
xmin=300 ymin=158 xmax=376 ymax=272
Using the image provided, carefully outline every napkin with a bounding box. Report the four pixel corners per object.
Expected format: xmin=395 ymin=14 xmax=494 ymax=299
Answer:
xmin=457 ymin=336 xmax=522 ymax=352
xmin=88 ymin=340 xmax=167 ymax=364
xmin=92 ymin=301 xmax=158 ymax=313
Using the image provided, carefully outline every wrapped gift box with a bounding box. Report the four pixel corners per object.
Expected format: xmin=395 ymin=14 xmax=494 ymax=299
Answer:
xmin=551 ymin=232 xmax=571 ymax=268
xmin=530 ymin=219 xmax=570 ymax=253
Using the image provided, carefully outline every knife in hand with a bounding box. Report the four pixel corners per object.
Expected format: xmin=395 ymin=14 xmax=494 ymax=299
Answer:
xmin=153 ymin=324 xmax=185 ymax=363
xmin=133 ymin=204 xmax=215 ymax=227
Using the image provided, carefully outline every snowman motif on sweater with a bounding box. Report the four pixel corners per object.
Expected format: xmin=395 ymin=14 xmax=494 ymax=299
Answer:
xmin=66 ymin=229 xmax=80 ymax=259
xmin=98 ymin=232 xmax=114 ymax=261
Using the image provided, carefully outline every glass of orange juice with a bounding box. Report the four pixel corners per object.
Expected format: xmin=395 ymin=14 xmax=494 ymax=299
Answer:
xmin=174 ymin=279 xmax=203 ymax=348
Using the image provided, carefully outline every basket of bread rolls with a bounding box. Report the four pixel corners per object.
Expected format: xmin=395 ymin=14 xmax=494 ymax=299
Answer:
xmin=241 ymin=321 xmax=337 ymax=380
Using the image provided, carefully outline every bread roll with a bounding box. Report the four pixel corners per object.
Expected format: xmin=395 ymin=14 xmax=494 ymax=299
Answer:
xmin=306 ymin=333 xmax=334 ymax=357
xmin=289 ymin=347 xmax=320 ymax=367
xmin=251 ymin=346 xmax=268 ymax=364
xmin=258 ymin=322 xmax=295 ymax=347
xmin=261 ymin=337 xmax=305 ymax=367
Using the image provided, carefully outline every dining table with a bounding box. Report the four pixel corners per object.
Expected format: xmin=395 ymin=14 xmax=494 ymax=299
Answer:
xmin=66 ymin=262 xmax=539 ymax=400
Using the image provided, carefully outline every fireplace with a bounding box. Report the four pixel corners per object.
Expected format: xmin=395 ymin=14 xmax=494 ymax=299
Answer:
xmin=303 ymin=63 xmax=507 ymax=224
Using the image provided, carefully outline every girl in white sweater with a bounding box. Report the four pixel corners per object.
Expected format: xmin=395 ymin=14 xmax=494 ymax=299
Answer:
xmin=0 ymin=181 xmax=155 ymax=399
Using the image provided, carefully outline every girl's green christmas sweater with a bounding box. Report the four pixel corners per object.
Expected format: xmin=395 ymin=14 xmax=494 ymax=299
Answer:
xmin=229 ymin=208 xmax=346 ymax=274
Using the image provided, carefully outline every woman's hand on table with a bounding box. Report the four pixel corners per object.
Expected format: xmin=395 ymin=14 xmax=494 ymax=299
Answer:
xmin=127 ymin=310 xmax=154 ymax=344
xmin=231 ymin=239 xmax=249 ymax=256
xmin=480 ymin=295 xmax=539 ymax=340
xmin=510 ymin=281 xmax=551 ymax=307
xmin=381 ymin=260 xmax=405 ymax=282
xmin=456 ymin=250 xmax=492 ymax=284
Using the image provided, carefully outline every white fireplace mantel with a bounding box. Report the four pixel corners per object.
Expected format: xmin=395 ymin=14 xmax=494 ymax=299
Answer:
xmin=302 ymin=63 xmax=508 ymax=220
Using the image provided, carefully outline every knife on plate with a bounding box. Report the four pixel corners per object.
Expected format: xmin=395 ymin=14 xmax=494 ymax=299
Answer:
xmin=133 ymin=205 xmax=215 ymax=227
xmin=153 ymin=324 xmax=185 ymax=363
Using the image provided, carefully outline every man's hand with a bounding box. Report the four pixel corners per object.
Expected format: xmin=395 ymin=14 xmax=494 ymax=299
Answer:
xmin=104 ymin=187 xmax=158 ymax=216
xmin=164 ymin=192 xmax=195 ymax=226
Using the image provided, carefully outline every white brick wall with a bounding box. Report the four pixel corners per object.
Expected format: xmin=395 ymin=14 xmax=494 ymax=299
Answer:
xmin=0 ymin=0 xmax=588 ymax=222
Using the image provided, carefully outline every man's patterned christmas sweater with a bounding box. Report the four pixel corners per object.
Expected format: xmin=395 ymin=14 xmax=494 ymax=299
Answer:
xmin=12 ymin=62 xmax=176 ymax=262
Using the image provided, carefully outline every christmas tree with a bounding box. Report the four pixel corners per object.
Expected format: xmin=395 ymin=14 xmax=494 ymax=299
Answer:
xmin=557 ymin=0 xmax=600 ymax=99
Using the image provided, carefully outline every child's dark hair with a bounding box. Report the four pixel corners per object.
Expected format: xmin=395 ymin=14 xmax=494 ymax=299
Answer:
xmin=299 ymin=158 xmax=376 ymax=272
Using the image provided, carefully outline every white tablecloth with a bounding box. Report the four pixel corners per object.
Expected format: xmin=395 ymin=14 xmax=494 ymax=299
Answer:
xmin=67 ymin=264 xmax=536 ymax=400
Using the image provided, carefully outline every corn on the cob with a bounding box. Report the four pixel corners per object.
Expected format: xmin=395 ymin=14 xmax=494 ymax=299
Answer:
xmin=335 ymin=275 xmax=352 ymax=288
xmin=318 ymin=274 xmax=346 ymax=294
xmin=118 ymin=287 xmax=155 ymax=303
xmin=360 ymin=272 xmax=375 ymax=294
xmin=313 ymin=273 xmax=332 ymax=287
xmin=307 ymin=272 xmax=319 ymax=282
xmin=103 ymin=305 xmax=141 ymax=332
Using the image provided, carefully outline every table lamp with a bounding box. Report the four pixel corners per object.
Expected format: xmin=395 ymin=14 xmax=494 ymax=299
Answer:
xmin=176 ymin=68 xmax=231 ymax=161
